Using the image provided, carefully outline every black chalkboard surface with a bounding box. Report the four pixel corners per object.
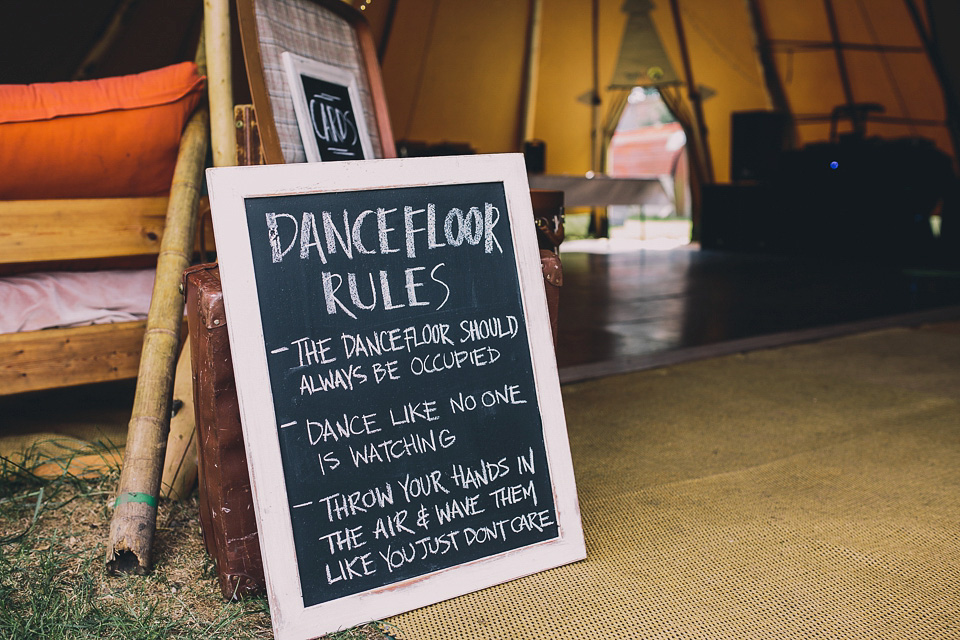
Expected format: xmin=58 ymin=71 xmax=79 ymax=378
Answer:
xmin=281 ymin=51 xmax=374 ymax=163
xmin=299 ymin=73 xmax=364 ymax=161
xmin=206 ymin=155 xmax=584 ymax=640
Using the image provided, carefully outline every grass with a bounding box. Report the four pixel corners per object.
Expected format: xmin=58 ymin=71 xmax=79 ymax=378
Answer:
xmin=563 ymin=211 xmax=693 ymax=242
xmin=0 ymin=446 xmax=398 ymax=639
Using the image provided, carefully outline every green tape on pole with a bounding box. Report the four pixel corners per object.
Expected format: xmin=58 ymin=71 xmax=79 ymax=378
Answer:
xmin=114 ymin=492 xmax=158 ymax=509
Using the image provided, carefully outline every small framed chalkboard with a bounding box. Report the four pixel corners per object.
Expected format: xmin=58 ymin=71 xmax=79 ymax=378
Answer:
xmin=282 ymin=51 xmax=375 ymax=162
xmin=205 ymin=154 xmax=585 ymax=639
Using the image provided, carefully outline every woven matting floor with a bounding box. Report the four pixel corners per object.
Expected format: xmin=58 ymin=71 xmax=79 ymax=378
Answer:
xmin=388 ymin=323 xmax=960 ymax=639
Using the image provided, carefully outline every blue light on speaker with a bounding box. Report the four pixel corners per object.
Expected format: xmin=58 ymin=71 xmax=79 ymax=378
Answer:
xmin=829 ymin=161 xmax=839 ymax=170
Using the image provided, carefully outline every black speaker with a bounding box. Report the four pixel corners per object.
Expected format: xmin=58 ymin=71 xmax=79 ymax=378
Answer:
xmin=523 ymin=139 xmax=546 ymax=174
xmin=700 ymin=184 xmax=779 ymax=252
xmin=731 ymin=110 xmax=790 ymax=183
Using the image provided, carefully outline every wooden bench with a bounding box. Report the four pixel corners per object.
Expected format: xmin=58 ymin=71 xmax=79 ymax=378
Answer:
xmin=0 ymin=196 xmax=213 ymax=395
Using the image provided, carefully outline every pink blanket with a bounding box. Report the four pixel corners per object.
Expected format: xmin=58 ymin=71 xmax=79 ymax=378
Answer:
xmin=0 ymin=269 xmax=155 ymax=334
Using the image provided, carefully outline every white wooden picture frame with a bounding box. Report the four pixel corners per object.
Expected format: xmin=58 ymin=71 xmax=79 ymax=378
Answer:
xmin=281 ymin=51 xmax=375 ymax=162
xmin=205 ymin=154 xmax=585 ymax=640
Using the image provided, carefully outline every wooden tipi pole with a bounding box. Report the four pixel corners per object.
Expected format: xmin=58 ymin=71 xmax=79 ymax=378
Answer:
xmin=159 ymin=340 xmax=198 ymax=501
xmin=745 ymin=0 xmax=796 ymax=145
xmin=157 ymin=0 xmax=237 ymax=503
xmin=106 ymin=36 xmax=210 ymax=574
xmin=205 ymin=0 xmax=237 ymax=168
xmin=520 ymin=0 xmax=543 ymax=149
xmin=668 ymin=0 xmax=714 ymax=184
xmin=903 ymin=0 xmax=960 ymax=164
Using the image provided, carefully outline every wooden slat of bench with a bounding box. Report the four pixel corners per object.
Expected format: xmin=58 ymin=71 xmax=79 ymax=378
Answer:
xmin=0 ymin=321 xmax=147 ymax=395
xmin=0 ymin=197 xmax=169 ymax=265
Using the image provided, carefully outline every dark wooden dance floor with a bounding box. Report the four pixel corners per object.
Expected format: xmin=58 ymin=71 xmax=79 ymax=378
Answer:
xmin=6 ymin=244 xmax=960 ymax=429
xmin=555 ymin=245 xmax=960 ymax=378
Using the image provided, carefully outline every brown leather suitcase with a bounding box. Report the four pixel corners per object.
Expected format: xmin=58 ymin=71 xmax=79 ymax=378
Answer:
xmin=184 ymin=263 xmax=265 ymax=599
xmin=532 ymin=189 xmax=565 ymax=345
xmin=186 ymin=195 xmax=563 ymax=601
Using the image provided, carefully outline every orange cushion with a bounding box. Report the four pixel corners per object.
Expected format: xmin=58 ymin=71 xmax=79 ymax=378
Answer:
xmin=0 ymin=62 xmax=205 ymax=200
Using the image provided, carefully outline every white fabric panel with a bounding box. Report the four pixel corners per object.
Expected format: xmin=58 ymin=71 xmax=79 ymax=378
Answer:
xmin=0 ymin=269 xmax=155 ymax=334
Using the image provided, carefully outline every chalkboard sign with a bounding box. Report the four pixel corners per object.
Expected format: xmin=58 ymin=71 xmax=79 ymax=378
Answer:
xmin=206 ymin=154 xmax=584 ymax=640
xmin=282 ymin=52 xmax=375 ymax=162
